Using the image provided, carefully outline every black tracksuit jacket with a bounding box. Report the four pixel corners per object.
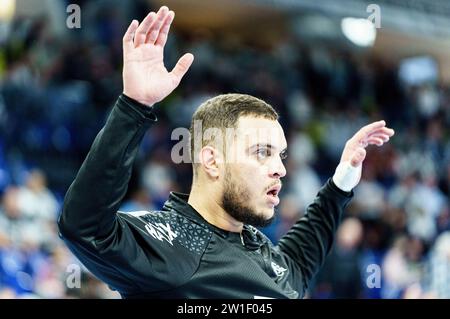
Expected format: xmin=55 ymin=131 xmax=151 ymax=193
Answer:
xmin=57 ymin=94 xmax=353 ymax=299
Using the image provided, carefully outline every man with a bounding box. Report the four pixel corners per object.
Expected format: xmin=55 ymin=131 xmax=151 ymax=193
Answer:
xmin=58 ymin=6 xmax=394 ymax=299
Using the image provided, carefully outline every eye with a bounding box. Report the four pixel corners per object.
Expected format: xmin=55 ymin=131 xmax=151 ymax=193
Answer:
xmin=256 ymin=148 xmax=271 ymax=160
xmin=280 ymin=151 xmax=288 ymax=161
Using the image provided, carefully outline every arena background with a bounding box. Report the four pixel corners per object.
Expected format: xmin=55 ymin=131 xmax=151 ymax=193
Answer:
xmin=0 ymin=0 xmax=449 ymax=299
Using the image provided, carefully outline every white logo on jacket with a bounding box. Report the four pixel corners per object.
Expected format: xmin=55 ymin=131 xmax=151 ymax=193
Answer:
xmin=144 ymin=222 xmax=177 ymax=245
xmin=127 ymin=211 xmax=177 ymax=245
xmin=271 ymin=262 xmax=287 ymax=277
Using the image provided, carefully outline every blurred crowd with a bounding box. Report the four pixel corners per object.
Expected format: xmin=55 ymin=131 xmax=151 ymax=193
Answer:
xmin=0 ymin=1 xmax=449 ymax=298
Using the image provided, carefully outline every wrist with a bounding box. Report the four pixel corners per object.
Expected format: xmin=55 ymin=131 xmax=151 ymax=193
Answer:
xmin=121 ymin=93 xmax=155 ymax=110
xmin=122 ymin=91 xmax=155 ymax=107
xmin=332 ymin=161 xmax=361 ymax=192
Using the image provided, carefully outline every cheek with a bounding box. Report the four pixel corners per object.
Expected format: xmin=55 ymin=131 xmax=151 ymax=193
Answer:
xmin=228 ymin=163 xmax=268 ymax=199
xmin=245 ymin=169 xmax=267 ymax=197
xmin=233 ymin=167 xmax=258 ymax=191
xmin=258 ymin=164 xmax=270 ymax=176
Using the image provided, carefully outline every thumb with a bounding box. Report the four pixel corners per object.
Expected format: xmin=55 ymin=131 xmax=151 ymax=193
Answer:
xmin=170 ymin=53 xmax=194 ymax=85
xmin=350 ymin=148 xmax=366 ymax=167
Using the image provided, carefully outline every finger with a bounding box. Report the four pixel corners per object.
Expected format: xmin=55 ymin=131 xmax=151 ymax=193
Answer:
xmin=123 ymin=20 xmax=139 ymax=52
xmin=368 ymin=133 xmax=390 ymax=142
xmin=353 ymin=120 xmax=386 ymax=141
xmin=362 ymin=120 xmax=387 ymax=133
xmin=368 ymin=127 xmax=395 ymax=137
xmin=352 ymin=124 xmax=395 ymax=145
xmin=351 ymin=148 xmax=366 ymax=167
xmin=146 ymin=6 xmax=169 ymax=44
xmin=385 ymin=127 xmax=395 ymax=136
xmin=134 ymin=12 xmax=156 ymax=47
xmin=155 ymin=10 xmax=174 ymax=47
xmin=170 ymin=53 xmax=194 ymax=85
xmin=365 ymin=137 xmax=384 ymax=146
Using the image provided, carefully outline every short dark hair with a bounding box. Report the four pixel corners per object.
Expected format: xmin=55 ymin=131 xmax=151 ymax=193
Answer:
xmin=189 ymin=93 xmax=278 ymax=172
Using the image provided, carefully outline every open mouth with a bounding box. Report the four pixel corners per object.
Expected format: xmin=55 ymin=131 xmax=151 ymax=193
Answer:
xmin=267 ymin=189 xmax=279 ymax=197
xmin=266 ymin=184 xmax=281 ymax=206
xmin=266 ymin=184 xmax=281 ymax=196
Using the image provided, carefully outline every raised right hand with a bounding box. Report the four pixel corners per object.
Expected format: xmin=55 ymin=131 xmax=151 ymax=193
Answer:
xmin=122 ymin=6 xmax=194 ymax=106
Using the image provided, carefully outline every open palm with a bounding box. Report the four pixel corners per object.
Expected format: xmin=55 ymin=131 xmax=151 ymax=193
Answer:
xmin=122 ymin=6 xmax=194 ymax=106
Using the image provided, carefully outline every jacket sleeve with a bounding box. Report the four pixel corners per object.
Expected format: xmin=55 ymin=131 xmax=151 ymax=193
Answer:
xmin=276 ymin=178 xmax=353 ymax=294
xmin=57 ymin=95 xmax=186 ymax=295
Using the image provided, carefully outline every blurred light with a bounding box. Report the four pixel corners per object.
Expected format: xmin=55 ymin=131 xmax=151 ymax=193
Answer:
xmin=0 ymin=0 xmax=15 ymax=22
xmin=399 ymin=56 xmax=438 ymax=85
xmin=341 ymin=17 xmax=376 ymax=47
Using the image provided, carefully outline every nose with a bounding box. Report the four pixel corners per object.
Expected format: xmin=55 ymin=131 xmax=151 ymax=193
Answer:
xmin=268 ymin=155 xmax=287 ymax=179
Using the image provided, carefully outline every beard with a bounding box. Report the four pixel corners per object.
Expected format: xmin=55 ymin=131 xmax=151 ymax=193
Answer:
xmin=221 ymin=171 xmax=275 ymax=228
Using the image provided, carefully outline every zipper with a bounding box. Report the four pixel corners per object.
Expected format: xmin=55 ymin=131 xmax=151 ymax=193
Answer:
xmin=240 ymin=231 xmax=274 ymax=277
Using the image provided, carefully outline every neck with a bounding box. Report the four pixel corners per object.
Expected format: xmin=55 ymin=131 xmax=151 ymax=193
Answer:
xmin=188 ymin=183 xmax=243 ymax=233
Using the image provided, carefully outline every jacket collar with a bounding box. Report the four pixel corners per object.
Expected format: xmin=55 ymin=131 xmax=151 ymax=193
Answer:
xmin=163 ymin=192 xmax=268 ymax=250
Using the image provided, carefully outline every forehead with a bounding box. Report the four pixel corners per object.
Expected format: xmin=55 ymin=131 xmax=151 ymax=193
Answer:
xmin=235 ymin=116 xmax=287 ymax=149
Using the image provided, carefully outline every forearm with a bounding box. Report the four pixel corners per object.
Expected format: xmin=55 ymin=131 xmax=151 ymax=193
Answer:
xmin=278 ymin=179 xmax=352 ymax=288
xmin=58 ymin=94 xmax=156 ymax=242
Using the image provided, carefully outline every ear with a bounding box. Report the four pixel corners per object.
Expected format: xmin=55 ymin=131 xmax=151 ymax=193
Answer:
xmin=199 ymin=146 xmax=221 ymax=178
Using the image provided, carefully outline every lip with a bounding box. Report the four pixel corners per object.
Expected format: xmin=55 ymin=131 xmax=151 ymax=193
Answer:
xmin=266 ymin=193 xmax=280 ymax=207
xmin=266 ymin=184 xmax=282 ymax=207
xmin=267 ymin=184 xmax=282 ymax=195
